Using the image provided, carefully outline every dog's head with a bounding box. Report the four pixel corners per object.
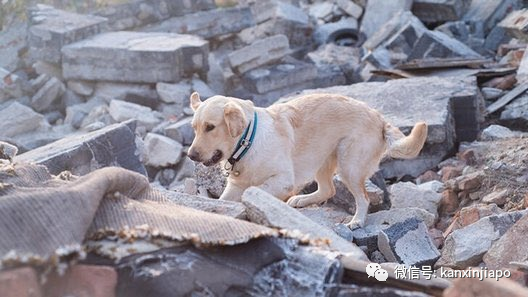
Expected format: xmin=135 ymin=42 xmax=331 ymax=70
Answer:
xmin=187 ymin=92 xmax=254 ymax=166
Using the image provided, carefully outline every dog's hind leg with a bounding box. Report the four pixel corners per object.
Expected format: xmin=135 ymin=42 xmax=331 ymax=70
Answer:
xmin=287 ymin=154 xmax=337 ymax=207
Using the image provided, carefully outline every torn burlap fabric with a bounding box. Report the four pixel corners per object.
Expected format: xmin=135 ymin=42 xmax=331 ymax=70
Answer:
xmin=0 ymin=162 xmax=276 ymax=267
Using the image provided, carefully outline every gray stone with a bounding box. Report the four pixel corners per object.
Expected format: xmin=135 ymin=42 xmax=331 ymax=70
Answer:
xmin=158 ymin=189 xmax=246 ymax=219
xmin=483 ymin=214 xmax=528 ymax=270
xmin=389 ymin=182 xmax=442 ymax=218
xmin=308 ymin=2 xmax=334 ymax=20
xmin=238 ymin=1 xmax=312 ymax=49
xmin=143 ymin=133 xmax=183 ymax=167
xmin=350 ymin=224 xmax=386 ymax=253
xmin=194 ymin=163 xmax=226 ymax=198
xmin=482 ymin=189 xmax=509 ymax=206
xmin=228 ymin=35 xmax=290 ymax=74
xmin=143 ymin=7 xmax=254 ymax=39
xmin=480 ymin=124 xmax=519 ymax=140
xmin=242 ymin=58 xmax=317 ymax=94
xmin=30 ymin=77 xmax=65 ymax=112
xmin=94 ymin=82 xmax=159 ymax=108
xmin=517 ymin=47 xmax=528 ymax=84
xmin=0 ymin=68 xmax=25 ymax=101
xmin=62 ymin=89 xmax=84 ymax=108
xmin=313 ymin=18 xmax=358 ymax=46
xmin=435 ymin=21 xmax=486 ymax=54
xmin=463 ymin=0 xmax=520 ymax=32
xmin=164 ymin=117 xmax=195 ymax=145
xmin=0 ymin=21 xmax=27 ymax=72
xmin=33 ymin=61 xmax=63 ymax=80
xmin=360 ymin=0 xmax=412 ymax=38
xmin=28 ymin=4 xmax=108 ymax=63
xmin=412 ymin=0 xmax=471 ymax=23
xmin=278 ymin=76 xmax=480 ymax=178
xmin=173 ymin=157 xmax=196 ymax=184
xmin=0 ymin=102 xmax=50 ymax=138
xmin=94 ymin=0 xmax=215 ymax=31
xmin=481 ymin=87 xmax=504 ymax=100
xmin=367 ymin=207 xmax=436 ymax=228
xmin=14 ymin=121 xmax=146 ymax=176
xmin=108 ymin=100 xmax=164 ymax=131
xmin=65 ymin=98 xmax=107 ymax=129
xmin=81 ymin=105 xmax=114 ymax=130
xmin=408 ymin=30 xmax=483 ymax=60
xmin=329 ymin=176 xmax=385 ymax=212
xmin=298 ymin=204 xmax=353 ymax=230
xmin=378 ymin=218 xmax=440 ymax=267
xmin=498 ymin=9 xmax=528 ymax=41
xmin=156 ymin=81 xmax=191 ymax=113
xmin=62 ymin=31 xmax=209 ymax=83
xmin=501 ymin=94 xmax=528 ymax=126
xmin=0 ymin=141 xmax=18 ymax=160
xmin=13 ymin=124 xmax=75 ymax=151
xmin=484 ymin=26 xmax=512 ymax=52
xmin=437 ymin=210 xmax=527 ymax=269
xmin=191 ymin=78 xmax=215 ymax=99
xmin=336 ymin=0 xmax=363 ymax=19
xmin=242 ymin=187 xmax=368 ymax=259
xmin=417 ymin=180 xmax=445 ymax=193
xmin=307 ymin=43 xmax=361 ymax=83
xmin=66 ymin=80 xmax=94 ymax=97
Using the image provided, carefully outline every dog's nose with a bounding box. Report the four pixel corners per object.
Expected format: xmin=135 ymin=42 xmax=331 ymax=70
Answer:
xmin=188 ymin=150 xmax=201 ymax=162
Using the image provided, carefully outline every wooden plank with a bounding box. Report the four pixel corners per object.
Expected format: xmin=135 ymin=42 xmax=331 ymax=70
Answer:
xmin=486 ymin=83 xmax=528 ymax=114
xmin=396 ymin=58 xmax=494 ymax=70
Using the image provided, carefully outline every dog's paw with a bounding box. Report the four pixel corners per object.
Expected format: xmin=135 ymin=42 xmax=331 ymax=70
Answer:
xmin=286 ymin=195 xmax=309 ymax=208
xmin=345 ymin=219 xmax=363 ymax=230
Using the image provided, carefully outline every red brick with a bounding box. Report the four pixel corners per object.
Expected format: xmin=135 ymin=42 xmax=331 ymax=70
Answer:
xmin=44 ymin=265 xmax=117 ymax=297
xmin=0 ymin=267 xmax=42 ymax=297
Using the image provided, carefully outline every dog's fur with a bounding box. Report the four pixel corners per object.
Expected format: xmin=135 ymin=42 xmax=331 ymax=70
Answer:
xmin=188 ymin=92 xmax=427 ymax=228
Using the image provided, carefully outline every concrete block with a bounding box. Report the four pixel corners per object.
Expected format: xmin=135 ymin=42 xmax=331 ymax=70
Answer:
xmin=360 ymin=0 xmax=412 ymax=38
xmin=156 ymin=81 xmax=191 ymax=105
xmin=143 ymin=7 xmax=254 ymax=39
xmin=242 ymin=57 xmax=317 ymax=94
xmin=28 ymin=4 xmax=107 ymax=64
xmin=336 ymin=0 xmax=363 ymax=19
xmin=437 ymin=210 xmax=527 ymax=269
xmin=378 ymin=218 xmax=440 ymax=267
xmin=389 ymin=182 xmax=442 ymax=219
xmin=30 ymin=77 xmax=65 ymax=112
xmin=14 ymin=121 xmax=146 ymax=176
xmin=94 ymin=82 xmax=159 ymax=108
xmin=67 ymin=80 xmax=94 ymax=96
xmin=62 ymin=31 xmax=208 ymax=83
xmin=242 ymin=187 xmax=368 ymax=259
xmin=408 ymin=30 xmax=483 ymax=60
xmin=108 ymin=100 xmax=164 ymax=131
xmin=228 ymin=35 xmax=290 ymax=74
xmin=164 ymin=117 xmax=195 ymax=146
xmin=484 ymin=214 xmax=528 ymax=270
xmin=143 ymin=133 xmax=183 ymax=167
xmin=463 ymin=0 xmax=521 ymax=33
xmin=0 ymin=141 xmax=18 ymax=160
xmin=500 ymin=95 xmax=528 ymax=126
xmin=499 ymin=9 xmax=528 ymax=41
xmin=64 ymin=96 xmax=108 ymax=129
xmin=0 ymin=102 xmax=50 ymax=138
xmin=412 ymin=0 xmax=471 ymax=23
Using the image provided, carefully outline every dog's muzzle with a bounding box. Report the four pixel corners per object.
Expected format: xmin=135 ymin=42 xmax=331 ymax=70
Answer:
xmin=203 ymin=150 xmax=223 ymax=166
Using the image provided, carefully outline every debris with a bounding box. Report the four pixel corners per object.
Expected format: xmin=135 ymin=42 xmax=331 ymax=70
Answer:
xmin=389 ymin=182 xmax=442 ymax=218
xmin=0 ymin=141 xmax=18 ymax=160
xmin=0 ymin=102 xmax=50 ymax=138
xmin=484 ymin=214 xmax=528 ymax=270
xmin=412 ymin=0 xmax=471 ymax=23
xmin=500 ymin=94 xmax=528 ymax=126
xmin=143 ymin=133 xmax=183 ymax=168
xmin=486 ymin=83 xmax=528 ymax=114
xmin=378 ymin=218 xmax=441 ymax=267
xmin=444 ymin=277 xmax=528 ymax=297
xmin=360 ymin=0 xmax=412 ymax=39
xmin=30 ymin=76 xmax=65 ymax=112
xmin=228 ymin=35 xmax=290 ymax=74
xmin=408 ymin=31 xmax=483 ymax=61
xmin=498 ymin=9 xmax=528 ymax=42
xmin=164 ymin=117 xmax=195 ymax=146
xmin=194 ymin=163 xmax=226 ymax=198
xmin=335 ymin=0 xmax=363 ymax=19
xmin=67 ymin=80 xmax=94 ymax=97
xmin=313 ymin=18 xmax=359 ymax=46
xmin=480 ymin=124 xmax=519 ymax=140
xmin=108 ymin=100 xmax=164 ymax=131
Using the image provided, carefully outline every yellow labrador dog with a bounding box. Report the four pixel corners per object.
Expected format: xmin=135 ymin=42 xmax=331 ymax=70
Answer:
xmin=188 ymin=92 xmax=427 ymax=229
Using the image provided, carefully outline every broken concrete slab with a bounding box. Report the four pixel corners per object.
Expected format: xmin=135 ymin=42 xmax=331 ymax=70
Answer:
xmin=497 ymin=9 xmax=528 ymax=41
xmin=412 ymin=0 xmax=471 ymax=23
xmin=28 ymin=4 xmax=108 ymax=64
xmin=0 ymin=102 xmax=50 ymax=138
xmin=228 ymin=35 xmax=290 ymax=74
xmin=238 ymin=1 xmax=312 ymax=49
xmin=242 ymin=187 xmax=368 ymax=259
xmin=484 ymin=214 xmax=528 ymax=270
xmin=500 ymin=94 xmax=528 ymax=127
xmin=143 ymin=133 xmax=183 ymax=168
xmin=242 ymin=57 xmax=317 ymax=94
xmin=30 ymin=76 xmax=65 ymax=113
xmin=378 ymin=218 xmax=440 ymax=267
xmin=437 ymin=210 xmax=527 ymax=269
xmin=278 ymin=76 xmax=480 ymax=178
xmin=143 ymin=6 xmax=254 ymax=39
xmin=408 ymin=30 xmax=483 ymax=61
xmin=158 ymin=189 xmax=246 ymax=219
xmin=313 ymin=17 xmax=358 ymax=46
xmin=390 ymin=182 xmax=442 ymax=218
xmin=108 ymin=100 xmax=164 ymax=131
xmin=62 ymin=31 xmax=208 ymax=83
xmin=360 ymin=0 xmax=412 ymax=38
xmin=14 ymin=121 xmax=146 ymax=176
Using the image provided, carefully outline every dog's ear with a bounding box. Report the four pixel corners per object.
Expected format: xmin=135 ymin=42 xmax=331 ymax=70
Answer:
xmin=190 ymin=92 xmax=202 ymax=111
xmin=224 ymin=102 xmax=247 ymax=138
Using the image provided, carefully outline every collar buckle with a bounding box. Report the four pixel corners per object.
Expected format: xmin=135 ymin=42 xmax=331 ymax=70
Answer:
xmin=240 ymin=139 xmax=251 ymax=147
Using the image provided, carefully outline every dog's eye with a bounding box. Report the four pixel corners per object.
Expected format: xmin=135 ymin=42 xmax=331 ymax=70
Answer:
xmin=205 ymin=124 xmax=215 ymax=132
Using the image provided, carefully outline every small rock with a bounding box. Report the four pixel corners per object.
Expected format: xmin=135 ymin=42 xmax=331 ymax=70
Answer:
xmin=0 ymin=102 xmax=50 ymax=138
xmin=164 ymin=117 xmax=195 ymax=145
xmin=30 ymin=76 xmax=65 ymax=112
xmin=378 ymin=218 xmax=441 ymax=267
xmin=0 ymin=267 xmax=42 ymax=297
xmin=156 ymin=81 xmax=191 ymax=104
xmin=389 ymin=182 xmax=442 ymax=218
xmin=336 ymin=0 xmax=363 ymax=19
xmin=481 ymin=124 xmax=518 ymax=140
xmin=456 ymin=170 xmax=485 ymax=192
xmin=183 ymin=178 xmax=197 ymax=195
xmin=94 ymin=82 xmax=159 ymax=108
xmin=369 ymin=250 xmax=387 ymax=263
xmin=500 ymin=95 xmax=528 ymax=125
xmin=108 ymin=100 xmax=164 ymax=131
xmin=417 ymin=180 xmax=445 ymax=193
xmin=439 ymin=189 xmax=459 ymax=216
xmin=481 ymin=87 xmax=504 ymax=100
xmin=441 ymin=165 xmax=464 ymax=182
xmin=191 ymin=78 xmax=215 ymax=99
xmin=366 ymin=207 xmax=436 ymax=228
xmin=44 ymin=264 xmax=117 ymax=297
xmin=309 ymin=2 xmax=334 ymax=20
xmin=67 ymin=80 xmax=94 ymax=96
xmin=194 ymin=163 xmax=226 ymax=198
xmin=0 ymin=141 xmax=18 ymax=160
xmin=333 ymin=223 xmax=354 ymax=241
xmin=482 ymin=189 xmax=510 ymax=206
xmin=416 ymin=170 xmax=441 ymax=184
xmin=228 ymin=35 xmax=290 ymax=74
xmin=437 ymin=210 xmax=526 ymax=268
xmin=444 ymin=277 xmax=528 ymax=297
xmin=484 ymin=213 xmax=528 ymax=270
xmin=143 ymin=133 xmax=183 ymax=168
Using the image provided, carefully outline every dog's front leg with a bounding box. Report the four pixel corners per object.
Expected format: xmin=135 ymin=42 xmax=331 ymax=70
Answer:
xmin=259 ymin=173 xmax=295 ymax=201
xmin=219 ymin=181 xmax=246 ymax=202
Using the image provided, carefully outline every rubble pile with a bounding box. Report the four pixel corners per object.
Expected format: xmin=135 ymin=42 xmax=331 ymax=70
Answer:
xmin=2 ymin=0 xmax=528 ymax=296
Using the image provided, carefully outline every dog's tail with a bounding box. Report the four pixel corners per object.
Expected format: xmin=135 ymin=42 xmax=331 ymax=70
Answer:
xmin=384 ymin=121 xmax=428 ymax=159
